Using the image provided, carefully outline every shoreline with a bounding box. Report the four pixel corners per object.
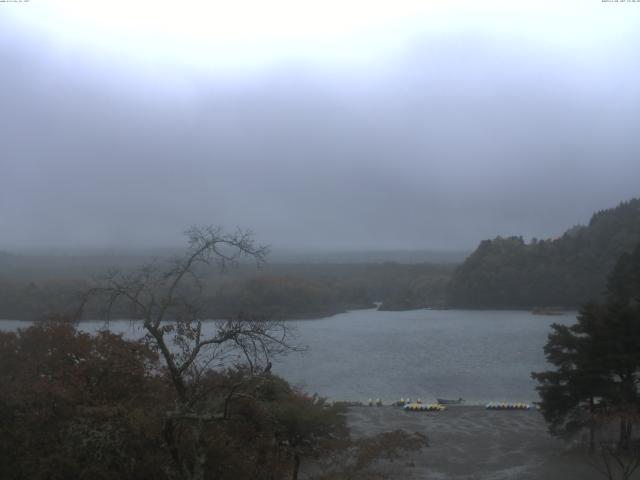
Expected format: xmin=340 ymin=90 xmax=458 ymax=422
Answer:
xmin=346 ymin=405 xmax=601 ymax=480
xmin=0 ymin=306 xmax=579 ymax=323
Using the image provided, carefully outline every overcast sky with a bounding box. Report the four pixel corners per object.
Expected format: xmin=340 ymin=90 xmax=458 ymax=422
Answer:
xmin=1 ymin=1 xmax=639 ymax=251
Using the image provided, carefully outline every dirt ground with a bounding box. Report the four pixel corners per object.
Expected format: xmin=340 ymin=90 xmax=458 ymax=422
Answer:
xmin=346 ymin=406 xmax=627 ymax=480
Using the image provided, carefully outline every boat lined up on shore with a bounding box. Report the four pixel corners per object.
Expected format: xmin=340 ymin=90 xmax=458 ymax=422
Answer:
xmin=356 ymin=398 xmax=534 ymax=411
xmin=404 ymin=402 xmax=446 ymax=412
xmin=485 ymin=402 xmax=531 ymax=410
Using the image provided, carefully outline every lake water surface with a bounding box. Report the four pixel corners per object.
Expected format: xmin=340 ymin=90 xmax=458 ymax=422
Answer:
xmin=0 ymin=309 xmax=576 ymax=404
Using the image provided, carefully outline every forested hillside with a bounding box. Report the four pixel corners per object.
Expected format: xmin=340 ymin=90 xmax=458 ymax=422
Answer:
xmin=0 ymin=261 xmax=454 ymax=320
xmin=448 ymin=198 xmax=640 ymax=308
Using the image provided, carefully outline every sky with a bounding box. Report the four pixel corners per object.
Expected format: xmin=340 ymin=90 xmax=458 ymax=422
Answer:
xmin=1 ymin=0 xmax=640 ymax=251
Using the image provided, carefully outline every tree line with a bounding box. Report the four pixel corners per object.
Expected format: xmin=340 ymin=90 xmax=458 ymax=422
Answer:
xmin=448 ymin=198 xmax=640 ymax=308
xmin=0 ymin=260 xmax=453 ymax=321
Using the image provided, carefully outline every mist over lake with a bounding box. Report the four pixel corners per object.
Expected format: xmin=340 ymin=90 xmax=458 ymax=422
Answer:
xmin=2 ymin=3 xmax=639 ymax=478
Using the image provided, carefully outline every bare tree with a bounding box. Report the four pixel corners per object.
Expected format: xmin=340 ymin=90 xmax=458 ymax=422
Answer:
xmin=81 ymin=225 xmax=301 ymax=480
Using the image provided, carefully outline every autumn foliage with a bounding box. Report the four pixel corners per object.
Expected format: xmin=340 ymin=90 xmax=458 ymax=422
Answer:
xmin=0 ymin=318 xmax=425 ymax=480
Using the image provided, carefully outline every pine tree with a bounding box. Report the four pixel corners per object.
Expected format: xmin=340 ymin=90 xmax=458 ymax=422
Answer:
xmin=532 ymin=242 xmax=640 ymax=451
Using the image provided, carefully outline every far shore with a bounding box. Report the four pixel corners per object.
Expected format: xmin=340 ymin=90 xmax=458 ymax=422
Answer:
xmin=0 ymin=306 xmax=579 ymax=324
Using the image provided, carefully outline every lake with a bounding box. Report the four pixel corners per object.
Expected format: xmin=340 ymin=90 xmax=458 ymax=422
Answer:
xmin=0 ymin=308 xmax=576 ymax=404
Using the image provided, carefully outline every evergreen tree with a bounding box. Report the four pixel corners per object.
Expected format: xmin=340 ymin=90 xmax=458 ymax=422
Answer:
xmin=532 ymin=242 xmax=640 ymax=450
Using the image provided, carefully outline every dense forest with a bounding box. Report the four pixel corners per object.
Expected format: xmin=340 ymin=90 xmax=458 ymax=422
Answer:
xmin=448 ymin=198 xmax=640 ymax=308
xmin=3 ymin=198 xmax=640 ymax=318
xmin=0 ymin=254 xmax=454 ymax=320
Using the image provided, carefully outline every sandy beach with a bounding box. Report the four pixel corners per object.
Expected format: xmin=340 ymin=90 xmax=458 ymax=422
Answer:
xmin=346 ymin=406 xmax=610 ymax=480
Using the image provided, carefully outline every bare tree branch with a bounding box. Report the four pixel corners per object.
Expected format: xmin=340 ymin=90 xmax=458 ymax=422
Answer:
xmin=81 ymin=225 xmax=298 ymax=480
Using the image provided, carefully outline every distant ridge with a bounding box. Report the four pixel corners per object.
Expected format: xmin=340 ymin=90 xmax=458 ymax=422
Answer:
xmin=268 ymin=249 xmax=469 ymax=264
xmin=447 ymin=198 xmax=640 ymax=308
